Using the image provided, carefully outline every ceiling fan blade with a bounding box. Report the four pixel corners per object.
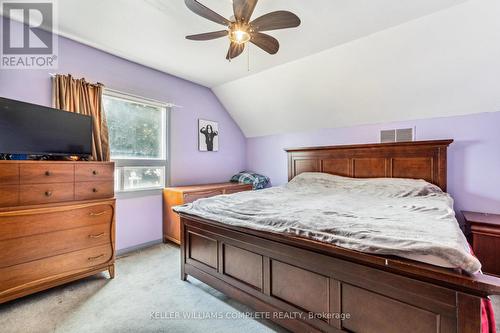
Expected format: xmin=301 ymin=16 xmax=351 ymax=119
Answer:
xmin=250 ymin=11 xmax=301 ymax=32
xmin=186 ymin=30 xmax=228 ymax=41
xmin=185 ymin=0 xmax=231 ymax=26
xmin=226 ymin=42 xmax=245 ymax=60
xmin=233 ymin=0 xmax=258 ymax=23
xmin=250 ymin=32 xmax=279 ymax=54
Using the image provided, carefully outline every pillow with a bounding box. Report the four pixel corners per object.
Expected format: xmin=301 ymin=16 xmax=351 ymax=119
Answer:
xmin=230 ymin=171 xmax=270 ymax=190
xmin=287 ymin=172 xmax=444 ymax=198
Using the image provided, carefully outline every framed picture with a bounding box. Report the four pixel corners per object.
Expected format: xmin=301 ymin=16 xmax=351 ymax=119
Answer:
xmin=199 ymin=119 xmax=219 ymax=152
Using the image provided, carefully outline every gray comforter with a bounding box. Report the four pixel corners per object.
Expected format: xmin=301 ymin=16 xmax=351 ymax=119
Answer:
xmin=174 ymin=173 xmax=480 ymax=274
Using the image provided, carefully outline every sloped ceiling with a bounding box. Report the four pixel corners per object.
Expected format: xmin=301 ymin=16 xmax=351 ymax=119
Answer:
xmin=48 ymin=0 xmax=465 ymax=88
xmin=9 ymin=0 xmax=497 ymax=138
xmin=214 ymin=0 xmax=500 ymax=137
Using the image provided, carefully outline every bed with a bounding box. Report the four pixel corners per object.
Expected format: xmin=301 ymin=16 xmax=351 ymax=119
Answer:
xmin=176 ymin=140 xmax=500 ymax=333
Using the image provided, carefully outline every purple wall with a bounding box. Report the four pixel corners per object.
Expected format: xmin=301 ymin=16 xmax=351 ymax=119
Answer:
xmin=0 ymin=20 xmax=246 ymax=250
xmin=2 ymin=18 xmax=499 ymax=250
xmin=247 ymin=112 xmax=500 ymax=218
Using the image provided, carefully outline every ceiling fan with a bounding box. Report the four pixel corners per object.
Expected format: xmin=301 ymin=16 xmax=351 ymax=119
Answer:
xmin=184 ymin=0 xmax=301 ymax=60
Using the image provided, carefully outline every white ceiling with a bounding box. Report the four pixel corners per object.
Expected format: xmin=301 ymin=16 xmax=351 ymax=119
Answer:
xmin=27 ymin=0 xmax=499 ymax=138
xmin=53 ymin=0 xmax=466 ymax=88
xmin=214 ymin=0 xmax=500 ymax=137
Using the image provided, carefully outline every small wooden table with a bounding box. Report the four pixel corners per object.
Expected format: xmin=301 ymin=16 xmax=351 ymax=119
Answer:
xmin=163 ymin=182 xmax=252 ymax=244
xmin=463 ymin=211 xmax=500 ymax=277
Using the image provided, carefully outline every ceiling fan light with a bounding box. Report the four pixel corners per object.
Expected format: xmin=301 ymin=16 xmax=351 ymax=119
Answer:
xmin=229 ymin=29 xmax=251 ymax=44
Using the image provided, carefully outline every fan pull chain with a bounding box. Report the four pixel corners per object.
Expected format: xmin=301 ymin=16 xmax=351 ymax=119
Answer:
xmin=247 ymin=44 xmax=251 ymax=72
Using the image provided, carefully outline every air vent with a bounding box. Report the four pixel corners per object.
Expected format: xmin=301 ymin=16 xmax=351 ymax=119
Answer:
xmin=396 ymin=128 xmax=414 ymax=142
xmin=380 ymin=130 xmax=396 ymax=143
xmin=380 ymin=128 xmax=414 ymax=143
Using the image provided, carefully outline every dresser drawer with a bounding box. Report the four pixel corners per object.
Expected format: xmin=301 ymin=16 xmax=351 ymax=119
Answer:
xmin=224 ymin=185 xmax=252 ymax=194
xmin=183 ymin=189 xmax=224 ymax=203
xmin=0 ymin=164 xmax=19 ymax=185
xmin=0 ymin=203 xmax=114 ymax=241
xmin=75 ymin=181 xmax=114 ymax=201
xmin=0 ymin=223 xmax=112 ymax=268
xmin=20 ymin=163 xmax=74 ymax=184
xmin=0 ymin=244 xmax=113 ymax=293
xmin=75 ymin=163 xmax=114 ymax=182
xmin=19 ymin=183 xmax=74 ymax=205
xmin=0 ymin=185 xmax=19 ymax=207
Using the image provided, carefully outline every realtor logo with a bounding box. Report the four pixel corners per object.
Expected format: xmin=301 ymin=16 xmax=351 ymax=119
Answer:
xmin=1 ymin=0 xmax=58 ymax=69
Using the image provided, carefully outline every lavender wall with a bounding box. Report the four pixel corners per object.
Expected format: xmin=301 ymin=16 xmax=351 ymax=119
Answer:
xmin=0 ymin=22 xmax=246 ymax=250
xmin=247 ymin=112 xmax=500 ymax=218
xmin=2 ymin=18 xmax=499 ymax=250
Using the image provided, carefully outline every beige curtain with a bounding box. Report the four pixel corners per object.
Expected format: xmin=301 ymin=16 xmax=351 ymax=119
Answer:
xmin=52 ymin=74 xmax=110 ymax=161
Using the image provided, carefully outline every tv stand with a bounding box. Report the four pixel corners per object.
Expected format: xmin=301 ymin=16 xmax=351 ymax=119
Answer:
xmin=0 ymin=160 xmax=115 ymax=304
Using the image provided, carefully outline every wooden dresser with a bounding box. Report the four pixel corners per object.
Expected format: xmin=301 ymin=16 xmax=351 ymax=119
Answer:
xmin=464 ymin=211 xmax=500 ymax=277
xmin=0 ymin=160 xmax=115 ymax=304
xmin=163 ymin=182 xmax=252 ymax=244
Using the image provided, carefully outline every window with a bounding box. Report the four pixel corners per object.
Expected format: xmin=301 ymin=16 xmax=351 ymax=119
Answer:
xmin=121 ymin=166 xmax=165 ymax=191
xmin=103 ymin=89 xmax=169 ymax=193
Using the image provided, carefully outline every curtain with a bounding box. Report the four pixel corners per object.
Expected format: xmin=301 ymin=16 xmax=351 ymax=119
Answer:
xmin=52 ymin=74 xmax=110 ymax=161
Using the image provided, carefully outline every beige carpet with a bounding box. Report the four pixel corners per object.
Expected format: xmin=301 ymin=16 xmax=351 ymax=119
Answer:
xmin=0 ymin=244 xmax=285 ymax=333
xmin=0 ymin=244 xmax=499 ymax=333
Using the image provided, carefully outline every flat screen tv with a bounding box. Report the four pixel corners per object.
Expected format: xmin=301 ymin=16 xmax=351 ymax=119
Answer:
xmin=0 ymin=97 xmax=93 ymax=156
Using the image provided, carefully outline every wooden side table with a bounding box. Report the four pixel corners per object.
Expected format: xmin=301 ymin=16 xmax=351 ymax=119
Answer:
xmin=163 ymin=182 xmax=252 ymax=244
xmin=463 ymin=211 xmax=500 ymax=277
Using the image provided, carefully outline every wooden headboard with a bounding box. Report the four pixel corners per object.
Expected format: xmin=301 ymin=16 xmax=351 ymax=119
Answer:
xmin=285 ymin=140 xmax=453 ymax=191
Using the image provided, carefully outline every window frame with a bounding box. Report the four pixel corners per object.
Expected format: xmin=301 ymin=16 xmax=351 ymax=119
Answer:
xmin=103 ymin=88 xmax=171 ymax=197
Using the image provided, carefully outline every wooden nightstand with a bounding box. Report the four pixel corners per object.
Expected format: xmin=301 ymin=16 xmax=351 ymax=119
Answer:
xmin=163 ymin=182 xmax=252 ymax=244
xmin=463 ymin=211 xmax=500 ymax=277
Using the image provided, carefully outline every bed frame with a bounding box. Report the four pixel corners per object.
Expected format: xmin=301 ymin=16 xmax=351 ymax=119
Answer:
xmin=179 ymin=140 xmax=500 ymax=333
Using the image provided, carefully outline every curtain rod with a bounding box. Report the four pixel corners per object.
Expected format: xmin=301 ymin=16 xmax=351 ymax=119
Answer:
xmin=48 ymin=73 xmax=182 ymax=108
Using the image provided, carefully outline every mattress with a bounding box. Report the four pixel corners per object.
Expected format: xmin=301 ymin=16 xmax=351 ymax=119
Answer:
xmin=174 ymin=172 xmax=481 ymax=274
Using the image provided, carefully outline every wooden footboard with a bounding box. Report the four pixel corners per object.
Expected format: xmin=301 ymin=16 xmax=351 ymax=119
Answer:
xmin=180 ymin=214 xmax=500 ymax=333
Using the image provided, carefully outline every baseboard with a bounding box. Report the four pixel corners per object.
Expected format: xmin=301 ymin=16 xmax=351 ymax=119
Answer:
xmin=116 ymin=239 xmax=163 ymax=257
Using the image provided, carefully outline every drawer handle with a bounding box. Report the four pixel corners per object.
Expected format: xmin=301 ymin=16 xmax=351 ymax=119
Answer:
xmin=88 ymin=254 xmax=104 ymax=261
xmin=92 ymin=170 xmax=98 ymax=175
xmin=89 ymin=232 xmax=105 ymax=239
xmin=89 ymin=211 xmax=106 ymax=217
xmin=45 ymin=171 xmax=51 ymax=176
xmin=92 ymin=188 xmax=98 ymax=193
xmin=44 ymin=191 xmax=52 ymax=197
